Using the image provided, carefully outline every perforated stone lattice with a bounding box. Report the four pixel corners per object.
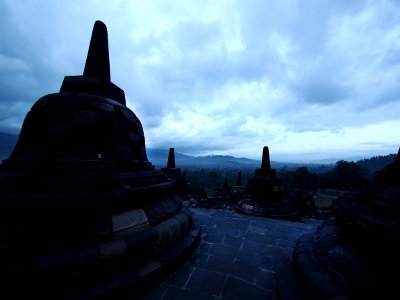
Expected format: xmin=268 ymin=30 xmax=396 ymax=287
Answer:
xmin=11 ymin=92 xmax=147 ymax=161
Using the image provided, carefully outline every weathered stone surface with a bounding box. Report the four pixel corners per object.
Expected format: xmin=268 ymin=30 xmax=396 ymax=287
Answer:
xmin=0 ymin=20 xmax=200 ymax=298
xmin=140 ymin=208 xmax=320 ymax=299
xmin=111 ymin=208 xmax=149 ymax=232
xmin=293 ymin=148 xmax=400 ymax=300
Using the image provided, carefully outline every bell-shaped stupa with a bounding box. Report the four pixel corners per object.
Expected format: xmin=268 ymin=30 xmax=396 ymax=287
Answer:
xmin=0 ymin=21 xmax=200 ymax=299
xmin=235 ymin=146 xmax=298 ymax=219
xmin=293 ymin=147 xmax=400 ymax=299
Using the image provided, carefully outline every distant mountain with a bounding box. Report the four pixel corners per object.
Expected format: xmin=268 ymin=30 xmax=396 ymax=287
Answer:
xmin=147 ymin=149 xmax=262 ymax=169
xmin=175 ymin=154 xmax=260 ymax=169
xmin=146 ymin=148 xmax=194 ymax=166
xmin=0 ymin=132 xmax=18 ymax=160
xmin=146 ymin=148 xmax=330 ymax=170
xmin=2 ymin=132 xmax=392 ymax=172
xmin=290 ymin=156 xmax=370 ymax=164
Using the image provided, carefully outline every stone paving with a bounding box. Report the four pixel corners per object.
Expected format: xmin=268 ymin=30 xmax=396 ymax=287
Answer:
xmin=139 ymin=208 xmax=322 ymax=300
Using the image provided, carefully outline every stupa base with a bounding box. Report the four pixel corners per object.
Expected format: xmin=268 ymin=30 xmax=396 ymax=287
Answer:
xmin=1 ymin=206 xmax=201 ymax=299
xmin=235 ymin=199 xmax=299 ymax=220
xmin=293 ymin=219 xmax=400 ymax=300
xmin=334 ymin=193 xmax=400 ymax=245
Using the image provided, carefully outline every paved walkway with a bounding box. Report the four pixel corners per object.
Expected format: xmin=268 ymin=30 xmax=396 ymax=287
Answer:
xmin=139 ymin=208 xmax=321 ymax=300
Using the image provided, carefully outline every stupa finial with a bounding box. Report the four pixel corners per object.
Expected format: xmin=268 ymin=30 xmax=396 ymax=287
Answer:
xmin=60 ymin=20 xmax=126 ymax=105
xmin=167 ymin=148 xmax=176 ymax=169
xmin=261 ymin=146 xmax=271 ymax=172
xmin=83 ymin=20 xmax=110 ymax=82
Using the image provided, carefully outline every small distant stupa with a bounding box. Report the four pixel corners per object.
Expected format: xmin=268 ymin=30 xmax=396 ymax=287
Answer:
xmin=235 ymin=146 xmax=298 ymax=219
xmin=161 ymin=147 xmax=188 ymax=196
xmin=0 ymin=21 xmax=200 ymax=298
xmin=228 ymin=171 xmax=247 ymax=204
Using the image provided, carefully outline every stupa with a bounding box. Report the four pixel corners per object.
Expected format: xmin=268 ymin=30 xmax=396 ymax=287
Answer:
xmin=293 ymin=147 xmax=400 ymax=299
xmin=228 ymin=171 xmax=247 ymax=204
xmin=0 ymin=21 xmax=200 ymax=299
xmin=235 ymin=146 xmax=298 ymax=219
xmin=161 ymin=148 xmax=188 ymax=197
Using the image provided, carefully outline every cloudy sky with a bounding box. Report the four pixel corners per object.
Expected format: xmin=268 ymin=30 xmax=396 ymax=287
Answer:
xmin=0 ymin=0 xmax=399 ymax=161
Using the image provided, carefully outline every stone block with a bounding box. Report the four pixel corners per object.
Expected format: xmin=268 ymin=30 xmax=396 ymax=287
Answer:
xmin=99 ymin=239 xmax=128 ymax=259
xmin=166 ymin=265 xmax=193 ymax=287
xmin=163 ymin=287 xmax=214 ymax=300
xmin=256 ymin=270 xmax=276 ymax=291
xmin=112 ymin=208 xmax=149 ymax=233
xmin=128 ymin=132 xmax=139 ymax=142
xmin=203 ymin=255 xmax=233 ymax=274
xmin=230 ymin=260 xmax=261 ymax=283
xmin=242 ymin=239 xmax=270 ymax=254
xmin=72 ymin=110 xmax=98 ymax=124
xmin=154 ymin=218 xmax=182 ymax=252
xmin=112 ymin=144 xmax=131 ymax=160
xmin=187 ymin=269 xmax=226 ymax=296
xmin=222 ymin=235 xmax=243 ymax=247
xmin=222 ymin=276 xmax=273 ymax=300
xmin=137 ymin=261 xmax=162 ymax=278
xmin=236 ymin=248 xmax=264 ymax=266
xmin=121 ymin=108 xmax=137 ymax=123
xmin=94 ymin=102 xmax=115 ymax=112
xmin=209 ymin=244 xmax=238 ymax=259
xmin=203 ymin=233 xmax=223 ymax=244
xmin=188 ymin=252 xmax=209 ymax=268
xmin=198 ymin=243 xmax=211 ymax=254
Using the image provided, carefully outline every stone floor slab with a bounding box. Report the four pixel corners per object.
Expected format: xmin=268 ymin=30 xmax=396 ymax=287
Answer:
xmin=186 ymin=269 xmax=226 ymax=296
xmin=222 ymin=276 xmax=274 ymax=300
xmin=230 ymin=260 xmax=261 ymax=283
xmin=138 ymin=208 xmax=321 ymax=299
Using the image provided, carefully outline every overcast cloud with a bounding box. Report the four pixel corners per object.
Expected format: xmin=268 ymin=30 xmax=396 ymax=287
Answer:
xmin=0 ymin=0 xmax=399 ymax=161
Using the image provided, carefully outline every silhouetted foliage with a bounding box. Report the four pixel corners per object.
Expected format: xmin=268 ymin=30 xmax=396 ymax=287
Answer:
xmin=320 ymin=160 xmax=369 ymax=190
xmin=357 ymin=153 xmax=397 ymax=177
xmin=184 ymin=168 xmax=253 ymax=198
xmin=293 ymin=167 xmax=319 ymax=190
xmin=180 ymin=153 xmax=397 ymax=204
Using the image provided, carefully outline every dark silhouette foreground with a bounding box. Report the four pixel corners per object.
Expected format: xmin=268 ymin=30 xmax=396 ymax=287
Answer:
xmin=0 ymin=21 xmax=200 ymax=298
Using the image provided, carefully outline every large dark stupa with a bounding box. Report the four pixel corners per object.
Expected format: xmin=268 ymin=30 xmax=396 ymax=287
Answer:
xmin=235 ymin=146 xmax=298 ymax=219
xmin=0 ymin=21 xmax=200 ymax=299
xmin=293 ymin=147 xmax=400 ymax=300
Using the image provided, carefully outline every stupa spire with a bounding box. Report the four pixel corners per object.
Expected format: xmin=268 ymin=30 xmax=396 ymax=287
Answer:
xmin=83 ymin=20 xmax=111 ymax=82
xmin=261 ymin=146 xmax=271 ymax=172
xmin=167 ymin=148 xmax=176 ymax=169
xmin=60 ymin=20 xmax=125 ymax=104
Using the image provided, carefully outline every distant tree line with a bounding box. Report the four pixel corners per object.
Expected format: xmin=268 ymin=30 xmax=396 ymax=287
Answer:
xmin=279 ymin=161 xmax=368 ymax=193
xmin=183 ymin=168 xmax=254 ymax=198
xmin=182 ymin=153 xmax=396 ymax=198
xmin=357 ymin=153 xmax=396 ymax=175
